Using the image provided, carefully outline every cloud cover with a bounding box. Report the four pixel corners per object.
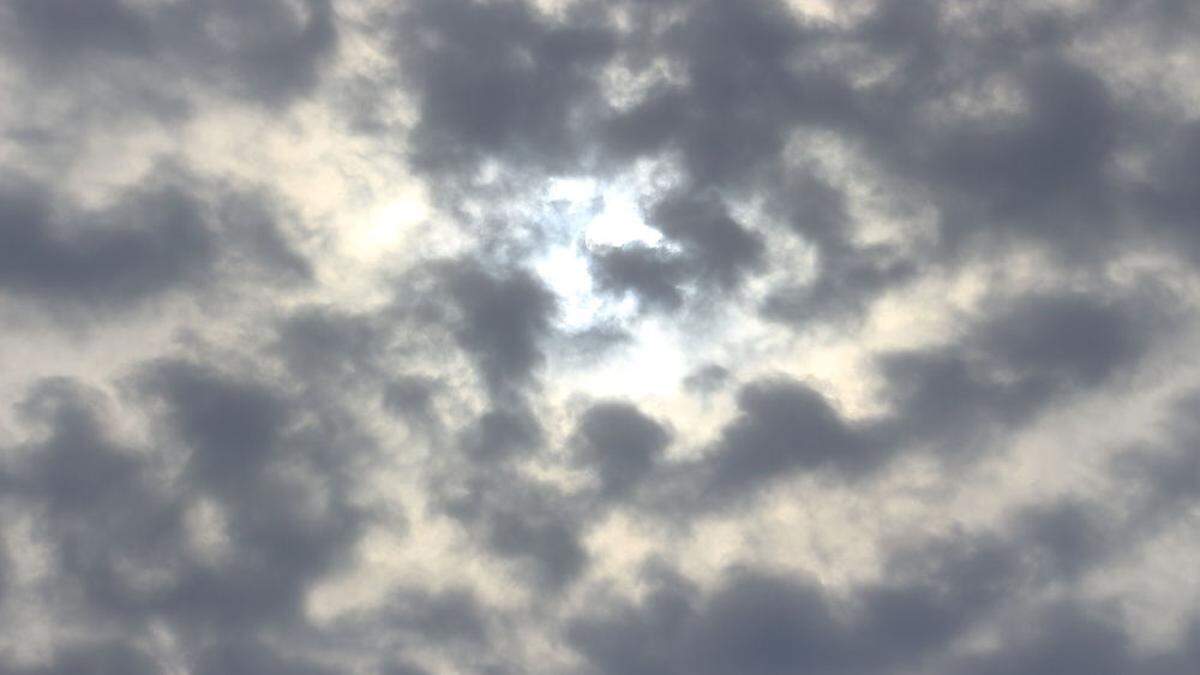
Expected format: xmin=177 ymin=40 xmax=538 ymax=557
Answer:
xmin=0 ymin=0 xmax=1198 ymax=673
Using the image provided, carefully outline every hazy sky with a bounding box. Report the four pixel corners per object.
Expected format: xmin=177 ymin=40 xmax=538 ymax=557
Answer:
xmin=1 ymin=1 xmax=1199 ymax=673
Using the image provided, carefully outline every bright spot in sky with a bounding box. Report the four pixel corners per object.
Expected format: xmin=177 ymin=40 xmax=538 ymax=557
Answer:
xmin=536 ymin=177 xmax=664 ymax=330
xmin=536 ymin=177 xmax=689 ymax=398
xmin=574 ymin=317 xmax=690 ymax=399
xmin=546 ymin=177 xmax=664 ymax=249
xmin=346 ymin=183 xmax=432 ymax=261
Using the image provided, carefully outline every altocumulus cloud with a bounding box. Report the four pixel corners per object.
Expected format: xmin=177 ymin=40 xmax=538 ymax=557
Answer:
xmin=0 ymin=1 xmax=1198 ymax=673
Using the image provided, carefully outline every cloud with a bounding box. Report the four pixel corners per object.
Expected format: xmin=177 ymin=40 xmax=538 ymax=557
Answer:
xmin=0 ymin=355 xmax=372 ymax=669
xmin=435 ymin=260 xmax=559 ymax=398
xmin=590 ymin=244 xmax=686 ymax=313
xmin=1 ymin=641 xmax=161 ymax=675
xmin=682 ymin=364 xmax=731 ymax=394
xmin=701 ymin=377 xmax=882 ymax=494
xmin=0 ymin=177 xmax=216 ymax=309
xmin=458 ymin=406 xmax=543 ymax=463
xmin=570 ymin=501 xmax=1196 ymax=675
xmin=433 ymin=462 xmax=590 ymax=590
xmin=481 ymin=498 xmax=589 ymax=589
xmin=567 ymin=539 xmax=1002 ymax=674
xmin=1112 ymin=388 xmax=1200 ymax=524
xmin=2 ymin=0 xmax=337 ymax=108
xmin=3 ymin=0 xmax=1200 ymax=673
xmin=601 ymin=0 xmax=858 ymax=188
xmin=573 ymin=401 xmax=671 ymax=497
xmin=274 ymin=306 xmax=387 ymax=385
xmin=648 ymin=192 xmax=765 ymax=291
xmin=877 ymin=288 xmax=1169 ymax=454
xmin=0 ymin=171 xmax=310 ymax=320
xmin=391 ymin=0 xmax=615 ymax=174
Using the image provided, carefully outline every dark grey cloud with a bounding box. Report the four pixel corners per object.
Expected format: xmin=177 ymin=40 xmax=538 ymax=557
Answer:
xmin=392 ymin=0 xmax=615 ymax=174
xmin=1112 ymin=389 xmax=1200 ymax=525
xmin=192 ymin=641 xmax=340 ymax=675
xmin=432 ymin=461 xmax=589 ymax=591
xmin=875 ymin=348 xmax=1048 ymax=455
xmin=568 ymin=534 xmax=1008 ymax=675
xmin=5 ymin=0 xmax=153 ymax=65
xmin=383 ymin=375 xmax=441 ymax=429
xmin=0 ymin=171 xmax=310 ymax=318
xmin=682 ymin=364 xmax=731 ymax=394
xmin=0 ymin=641 xmax=161 ymax=675
xmin=275 ymin=306 xmax=386 ymax=385
xmin=382 ymin=663 xmax=433 ymax=675
xmin=216 ymin=192 xmax=313 ymax=282
xmin=588 ymin=191 xmax=764 ymax=313
xmin=701 ymin=377 xmax=882 ymax=495
xmin=430 ymin=401 xmax=676 ymax=595
xmin=458 ymin=406 xmax=543 ymax=463
xmin=5 ymin=378 xmax=192 ymax=626
xmin=590 ymin=245 xmax=686 ymax=313
xmin=920 ymin=59 xmax=1120 ymax=252
xmin=407 ymin=295 xmax=637 ymax=592
xmin=599 ymin=0 xmax=1192 ymax=321
xmin=587 ymin=0 xmax=880 ymax=319
xmin=1013 ymin=499 xmax=1111 ymax=582
xmin=761 ymin=246 xmax=917 ymax=327
xmin=383 ymin=587 xmax=490 ymax=646
xmin=2 ymin=0 xmax=337 ymax=108
xmin=758 ymin=170 xmax=921 ymax=325
xmin=0 ymin=354 xmax=374 ymax=672
xmin=973 ymin=292 xmax=1152 ymax=386
xmin=878 ymin=289 xmax=1168 ymax=454
xmin=483 ymin=501 xmax=589 ymax=589
xmin=144 ymin=358 xmax=366 ymax=534
xmin=138 ymin=359 xmax=293 ymax=488
xmin=327 ymin=585 xmax=491 ymax=667
xmin=573 ymin=401 xmax=671 ymax=498
xmin=570 ymin=501 xmax=1196 ymax=675
xmin=764 ymin=255 xmax=917 ymax=326
xmin=0 ymin=177 xmax=215 ymax=309
xmin=436 ymin=261 xmax=558 ymax=398
xmin=946 ymin=603 xmax=1137 ymax=675
xmin=634 ymin=286 xmax=1172 ymax=510
xmin=648 ymin=192 xmax=765 ymax=292
xmin=600 ymin=0 xmax=857 ymax=188
xmin=1134 ymin=120 xmax=1200 ymax=262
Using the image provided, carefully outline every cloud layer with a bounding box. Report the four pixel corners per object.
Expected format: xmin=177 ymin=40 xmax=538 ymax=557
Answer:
xmin=1 ymin=1 xmax=1198 ymax=673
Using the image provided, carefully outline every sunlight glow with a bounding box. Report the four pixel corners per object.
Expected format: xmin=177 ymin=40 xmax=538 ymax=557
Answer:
xmin=346 ymin=185 xmax=432 ymax=261
xmin=536 ymin=177 xmax=689 ymax=399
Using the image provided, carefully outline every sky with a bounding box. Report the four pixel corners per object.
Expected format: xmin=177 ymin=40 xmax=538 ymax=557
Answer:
xmin=0 ymin=0 xmax=1199 ymax=673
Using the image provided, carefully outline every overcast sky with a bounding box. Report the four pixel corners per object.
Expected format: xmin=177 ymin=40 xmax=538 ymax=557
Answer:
xmin=1 ymin=0 xmax=1199 ymax=673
